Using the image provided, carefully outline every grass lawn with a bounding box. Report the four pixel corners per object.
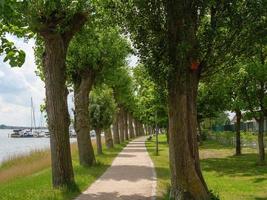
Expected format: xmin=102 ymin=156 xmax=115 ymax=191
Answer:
xmin=146 ymin=134 xmax=267 ymax=200
xmin=0 ymin=140 xmax=128 ymax=200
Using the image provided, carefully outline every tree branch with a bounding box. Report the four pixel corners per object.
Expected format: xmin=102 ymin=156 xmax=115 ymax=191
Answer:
xmin=63 ymin=12 xmax=89 ymax=44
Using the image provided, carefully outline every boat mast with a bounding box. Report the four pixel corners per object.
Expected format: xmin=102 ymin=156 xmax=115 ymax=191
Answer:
xmin=31 ymin=97 xmax=36 ymax=131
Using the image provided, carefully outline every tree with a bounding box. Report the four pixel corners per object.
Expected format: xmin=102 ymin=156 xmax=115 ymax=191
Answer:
xmin=104 ymin=65 xmax=136 ymax=142
xmin=117 ymin=0 xmax=259 ymax=198
xmin=241 ymin=62 xmax=267 ymax=165
xmin=18 ymin=0 xmax=90 ymax=187
xmin=67 ymin=18 xmax=130 ymax=166
xmin=104 ymin=127 xmax=114 ymax=149
xmin=197 ymin=66 xmax=246 ymax=154
xmin=112 ymin=109 xmax=120 ymax=144
xmin=89 ymin=86 xmax=116 ymax=154
xmin=237 ymin=1 xmax=267 ymax=165
xmin=132 ymin=64 xmax=168 ymax=137
xmin=128 ymin=112 xmax=135 ymax=138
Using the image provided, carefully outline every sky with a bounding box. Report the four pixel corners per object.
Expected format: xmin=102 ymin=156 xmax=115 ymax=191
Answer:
xmin=0 ymin=36 xmax=139 ymax=126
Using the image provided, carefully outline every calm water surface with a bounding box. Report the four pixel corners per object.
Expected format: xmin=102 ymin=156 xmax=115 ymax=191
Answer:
xmin=0 ymin=129 xmax=76 ymax=163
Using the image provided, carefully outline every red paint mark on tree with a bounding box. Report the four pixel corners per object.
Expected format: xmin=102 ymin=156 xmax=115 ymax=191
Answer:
xmin=191 ymin=60 xmax=200 ymax=71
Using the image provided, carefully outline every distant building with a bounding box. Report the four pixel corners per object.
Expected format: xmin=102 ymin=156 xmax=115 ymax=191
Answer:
xmin=230 ymin=115 xmax=267 ymax=132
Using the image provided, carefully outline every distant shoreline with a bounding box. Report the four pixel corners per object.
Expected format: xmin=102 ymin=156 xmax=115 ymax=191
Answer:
xmin=0 ymin=125 xmax=47 ymax=130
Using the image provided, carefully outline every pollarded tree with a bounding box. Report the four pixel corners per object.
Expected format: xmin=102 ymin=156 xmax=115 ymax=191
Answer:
xmin=241 ymin=62 xmax=267 ymax=165
xmin=117 ymin=1 xmax=260 ymax=198
xmin=67 ymin=20 xmax=130 ymax=166
xmin=17 ymin=0 xmax=90 ymax=187
xmin=235 ymin=1 xmax=267 ymax=165
xmin=89 ymin=86 xmax=116 ymax=155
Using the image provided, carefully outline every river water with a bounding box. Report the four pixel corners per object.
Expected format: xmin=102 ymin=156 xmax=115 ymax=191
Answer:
xmin=0 ymin=129 xmax=77 ymax=164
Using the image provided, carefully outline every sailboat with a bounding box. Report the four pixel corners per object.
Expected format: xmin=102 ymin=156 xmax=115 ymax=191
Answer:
xmin=31 ymin=98 xmax=44 ymax=138
xmin=21 ymin=97 xmax=36 ymax=138
xmin=11 ymin=98 xmax=44 ymax=138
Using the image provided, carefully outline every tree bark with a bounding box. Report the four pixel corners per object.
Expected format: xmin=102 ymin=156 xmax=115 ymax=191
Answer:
xmin=118 ymin=106 xmax=125 ymax=142
xmin=166 ymin=126 xmax=169 ymax=144
xmin=143 ymin=124 xmax=145 ymax=135
xmin=112 ymin=113 xmax=120 ymax=144
xmin=146 ymin=125 xmax=150 ymax=135
xmin=74 ymin=69 xmax=96 ymax=167
xmin=43 ymin=35 xmax=74 ymax=187
xmin=257 ymin=115 xmax=265 ymax=165
xmin=39 ymin=12 xmax=87 ymax=188
xmin=96 ymin=128 xmax=102 ymax=155
xmin=149 ymin=126 xmax=152 ymax=135
xmin=166 ymin=0 xmax=209 ymax=198
xmin=124 ymin=109 xmax=129 ymax=140
xmin=133 ymin=118 xmax=138 ymax=137
xmin=128 ymin=113 xmax=135 ymax=138
xmin=104 ymin=127 xmax=114 ymax=149
xmin=235 ymin=109 xmax=242 ymax=156
xmin=139 ymin=122 xmax=145 ymax=136
xmin=168 ymin=72 xmax=208 ymax=199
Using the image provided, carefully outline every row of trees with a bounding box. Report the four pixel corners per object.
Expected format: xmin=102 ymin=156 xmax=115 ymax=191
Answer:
xmin=88 ymin=83 xmax=146 ymax=155
xmin=2 ymin=0 xmax=267 ymax=199
xmin=198 ymin=61 xmax=267 ymax=165
xmin=116 ymin=1 xmax=267 ymax=199
xmin=1 ymin=0 xmax=149 ymax=188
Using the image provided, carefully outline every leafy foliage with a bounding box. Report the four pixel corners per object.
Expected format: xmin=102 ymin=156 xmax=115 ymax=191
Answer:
xmin=0 ymin=1 xmax=28 ymax=67
xmin=133 ymin=64 xmax=167 ymax=127
xmin=89 ymin=86 xmax=116 ymax=130
xmin=68 ymin=25 xmax=130 ymax=82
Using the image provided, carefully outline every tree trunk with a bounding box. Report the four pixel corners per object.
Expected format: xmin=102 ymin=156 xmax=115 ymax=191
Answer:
xmin=133 ymin=118 xmax=138 ymax=137
xmin=119 ymin=107 xmax=125 ymax=142
xmin=258 ymin=115 xmax=265 ymax=165
xmin=124 ymin=110 xmax=129 ymax=140
xmin=74 ymin=70 xmax=96 ymax=167
xmin=149 ymin=126 xmax=153 ymax=135
xmin=141 ymin=123 xmax=145 ymax=135
xmin=104 ymin=127 xmax=114 ymax=149
xmin=128 ymin=113 xmax=135 ymax=138
xmin=112 ymin=113 xmax=120 ymax=144
xmin=235 ymin=109 xmax=242 ymax=156
xmin=166 ymin=126 xmax=169 ymax=144
xmin=43 ymin=35 xmax=74 ymax=187
xmin=39 ymin=13 xmax=87 ymax=188
xmin=146 ymin=125 xmax=150 ymax=135
xmin=166 ymin=0 xmax=209 ymax=198
xmin=138 ymin=121 xmax=144 ymax=136
xmin=96 ymin=128 xmax=102 ymax=155
xmin=168 ymin=73 xmax=209 ymax=199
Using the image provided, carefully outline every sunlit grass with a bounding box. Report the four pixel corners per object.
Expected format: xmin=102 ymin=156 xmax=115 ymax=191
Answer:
xmin=146 ymin=134 xmax=267 ymax=200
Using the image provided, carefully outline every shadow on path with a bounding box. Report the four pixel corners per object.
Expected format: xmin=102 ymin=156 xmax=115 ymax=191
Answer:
xmin=77 ymin=192 xmax=156 ymax=200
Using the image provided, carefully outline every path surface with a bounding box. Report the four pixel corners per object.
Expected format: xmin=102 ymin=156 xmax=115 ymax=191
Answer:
xmin=76 ymin=136 xmax=156 ymax=200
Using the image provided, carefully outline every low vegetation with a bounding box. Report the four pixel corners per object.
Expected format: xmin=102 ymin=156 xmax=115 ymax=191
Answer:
xmin=0 ymin=140 xmax=127 ymax=200
xmin=206 ymin=131 xmax=267 ymax=144
xmin=146 ymin=134 xmax=267 ymax=200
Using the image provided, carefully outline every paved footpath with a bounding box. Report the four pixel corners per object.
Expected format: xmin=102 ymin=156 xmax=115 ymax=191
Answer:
xmin=75 ymin=136 xmax=157 ymax=200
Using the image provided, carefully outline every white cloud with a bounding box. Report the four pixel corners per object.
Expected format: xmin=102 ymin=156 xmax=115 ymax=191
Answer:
xmin=0 ymin=71 xmax=4 ymax=78
xmin=0 ymin=35 xmax=45 ymax=126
